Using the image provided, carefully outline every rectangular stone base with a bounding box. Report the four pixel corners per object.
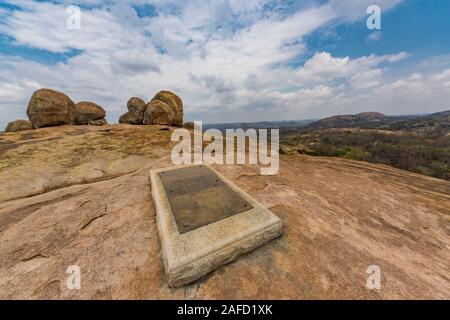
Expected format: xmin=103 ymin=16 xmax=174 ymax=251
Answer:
xmin=149 ymin=164 xmax=283 ymax=287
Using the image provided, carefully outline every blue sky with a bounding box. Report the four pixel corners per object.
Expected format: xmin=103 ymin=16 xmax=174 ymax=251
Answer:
xmin=307 ymin=0 xmax=450 ymax=59
xmin=0 ymin=0 xmax=449 ymax=129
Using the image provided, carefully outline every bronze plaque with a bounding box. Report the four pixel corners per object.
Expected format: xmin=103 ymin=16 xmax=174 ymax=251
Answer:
xmin=158 ymin=166 xmax=253 ymax=234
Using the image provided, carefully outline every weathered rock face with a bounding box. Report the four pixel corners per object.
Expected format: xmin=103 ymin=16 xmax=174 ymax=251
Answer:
xmin=4 ymin=119 xmax=33 ymax=132
xmin=143 ymin=100 xmax=177 ymax=126
xmin=126 ymin=97 xmax=147 ymax=125
xmin=119 ymin=112 xmax=130 ymax=124
xmin=150 ymin=91 xmax=183 ymax=126
xmin=74 ymin=102 xmax=106 ymax=125
xmin=0 ymin=125 xmax=449 ymax=299
xmin=26 ymin=89 xmax=76 ymax=129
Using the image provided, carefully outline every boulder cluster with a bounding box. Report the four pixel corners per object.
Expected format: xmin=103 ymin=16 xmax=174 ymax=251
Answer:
xmin=3 ymin=88 xmax=187 ymax=133
xmin=119 ymin=90 xmax=183 ymax=127
xmin=4 ymin=88 xmax=107 ymax=132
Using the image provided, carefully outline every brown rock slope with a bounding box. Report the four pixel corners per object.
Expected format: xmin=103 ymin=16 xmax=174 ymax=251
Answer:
xmin=0 ymin=125 xmax=449 ymax=299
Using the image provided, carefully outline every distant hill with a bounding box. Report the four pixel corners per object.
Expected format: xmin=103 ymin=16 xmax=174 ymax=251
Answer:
xmin=203 ymin=119 xmax=316 ymax=131
xmin=201 ymin=110 xmax=449 ymax=136
xmin=303 ymin=112 xmax=414 ymax=131
xmin=388 ymin=110 xmax=450 ymax=132
xmin=281 ymin=110 xmax=450 ymax=180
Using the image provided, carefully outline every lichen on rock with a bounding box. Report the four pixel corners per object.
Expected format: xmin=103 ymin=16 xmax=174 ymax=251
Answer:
xmin=4 ymin=119 xmax=33 ymax=132
xmin=26 ymin=88 xmax=76 ymax=129
xmin=74 ymin=102 xmax=106 ymax=125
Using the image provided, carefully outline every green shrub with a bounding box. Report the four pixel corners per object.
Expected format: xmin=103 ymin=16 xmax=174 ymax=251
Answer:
xmin=341 ymin=147 xmax=370 ymax=160
xmin=282 ymin=128 xmax=450 ymax=180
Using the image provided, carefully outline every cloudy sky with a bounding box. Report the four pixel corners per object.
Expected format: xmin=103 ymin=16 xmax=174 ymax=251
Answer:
xmin=0 ymin=0 xmax=449 ymax=128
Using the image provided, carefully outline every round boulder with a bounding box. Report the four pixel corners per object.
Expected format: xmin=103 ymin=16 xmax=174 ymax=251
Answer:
xmin=74 ymin=102 xmax=106 ymax=125
xmin=150 ymin=91 xmax=183 ymax=126
xmin=89 ymin=119 xmax=108 ymax=126
xmin=183 ymin=122 xmax=195 ymax=129
xmin=127 ymin=97 xmax=146 ymax=124
xmin=26 ymin=89 xmax=76 ymax=129
xmin=119 ymin=112 xmax=131 ymax=124
xmin=4 ymin=119 xmax=34 ymax=132
xmin=143 ymin=100 xmax=177 ymax=126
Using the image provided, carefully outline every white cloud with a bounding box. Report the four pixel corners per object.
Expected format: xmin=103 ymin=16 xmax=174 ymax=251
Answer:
xmin=350 ymin=69 xmax=383 ymax=89
xmin=296 ymin=52 xmax=350 ymax=79
xmin=386 ymin=51 xmax=410 ymax=63
xmin=367 ymin=31 xmax=381 ymax=42
xmin=329 ymin=0 xmax=403 ymax=21
xmin=301 ymin=84 xmax=333 ymax=99
xmin=294 ymin=51 xmax=408 ymax=85
xmin=110 ymin=49 xmax=161 ymax=75
xmin=0 ymin=83 xmax=27 ymax=102
xmin=0 ymin=0 xmax=448 ymax=129
xmin=430 ymin=69 xmax=450 ymax=82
